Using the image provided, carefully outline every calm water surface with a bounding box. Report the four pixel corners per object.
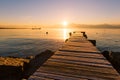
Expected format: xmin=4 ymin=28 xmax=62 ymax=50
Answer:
xmin=0 ymin=27 xmax=120 ymax=57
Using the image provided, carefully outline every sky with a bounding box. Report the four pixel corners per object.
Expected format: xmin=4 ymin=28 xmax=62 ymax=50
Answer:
xmin=0 ymin=0 xmax=120 ymax=26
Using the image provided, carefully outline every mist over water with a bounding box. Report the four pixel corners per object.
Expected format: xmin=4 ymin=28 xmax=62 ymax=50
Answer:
xmin=0 ymin=27 xmax=120 ymax=57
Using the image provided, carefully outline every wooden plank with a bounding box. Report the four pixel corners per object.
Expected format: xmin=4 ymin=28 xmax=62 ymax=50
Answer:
xmin=55 ymin=51 xmax=105 ymax=59
xmin=33 ymin=72 xmax=86 ymax=80
xmin=59 ymin=46 xmax=100 ymax=53
xmin=48 ymin=58 xmax=112 ymax=68
xmin=62 ymin=45 xmax=98 ymax=50
xmin=54 ymin=53 xmax=105 ymax=60
xmin=42 ymin=61 xmax=118 ymax=75
xmin=68 ymin=37 xmax=88 ymax=42
xmin=38 ymin=65 xmax=117 ymax=80
xmin=65 ymin=42 xmax=97 ymax=48
xmin=50 ymin=55 xmax=110 ymax=65
xmin=35 ymin=70 xmax=105 ymax=80
xmin=28 ymin=75 xmax=53 ymax=80
xmin=71 ymin=34 xmax=83 ymax=37
xmin=69 ymin=37 xmax=87 ymax=40
xmin=36 ymin=70 xmax=97 ymax=80
xmin=69 ymin=36 xmax=85 ymax=38
xmin=64 ymin=43 xmax=96 ymax=48
xmin=68 ymin=39 xmax=86 ymax=42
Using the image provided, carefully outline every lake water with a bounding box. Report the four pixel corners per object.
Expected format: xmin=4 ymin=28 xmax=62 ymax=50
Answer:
xmin=0 ymin=27 xmax=120 ymax=57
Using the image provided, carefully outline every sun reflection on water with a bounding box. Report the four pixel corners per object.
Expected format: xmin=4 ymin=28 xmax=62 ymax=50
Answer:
xmin=63 ymin=28 xmax=69 ymax=41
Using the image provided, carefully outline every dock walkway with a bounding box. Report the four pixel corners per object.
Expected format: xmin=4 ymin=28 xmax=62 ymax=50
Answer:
xmin=28 ymin=32 xmax=120 ymax=80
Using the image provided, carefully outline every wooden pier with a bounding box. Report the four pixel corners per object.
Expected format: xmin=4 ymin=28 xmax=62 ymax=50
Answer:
xmin=28 ymin=32 xmax=120 ymax=80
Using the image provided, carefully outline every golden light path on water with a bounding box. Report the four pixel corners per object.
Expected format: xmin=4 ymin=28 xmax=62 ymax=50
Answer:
xmin=62 ymin=20 xmax=70 ymax=40
xmin=63 ymin=28 xmax=69 ymax=40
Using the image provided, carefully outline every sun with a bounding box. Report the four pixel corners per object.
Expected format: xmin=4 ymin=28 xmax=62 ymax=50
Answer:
xmin=63 ymin=21 xmax=68 ymax=26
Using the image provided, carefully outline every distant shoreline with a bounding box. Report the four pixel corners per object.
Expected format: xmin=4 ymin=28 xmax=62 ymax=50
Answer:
xmin=0 ymin=28 xmax=30 ymax=29
xmin=1 ymin=26 xmax=120 ymax=29
xmin=0 ymin=24 xmax=120 ymax=29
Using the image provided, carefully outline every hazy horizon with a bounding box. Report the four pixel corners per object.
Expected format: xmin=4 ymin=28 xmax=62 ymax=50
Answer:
xmin=0 ymin=24 xmax=120 ymax=29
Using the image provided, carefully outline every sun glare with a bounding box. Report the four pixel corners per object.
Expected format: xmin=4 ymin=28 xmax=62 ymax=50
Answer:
xmin=63 ymin=21 xmax=68 ymax=26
